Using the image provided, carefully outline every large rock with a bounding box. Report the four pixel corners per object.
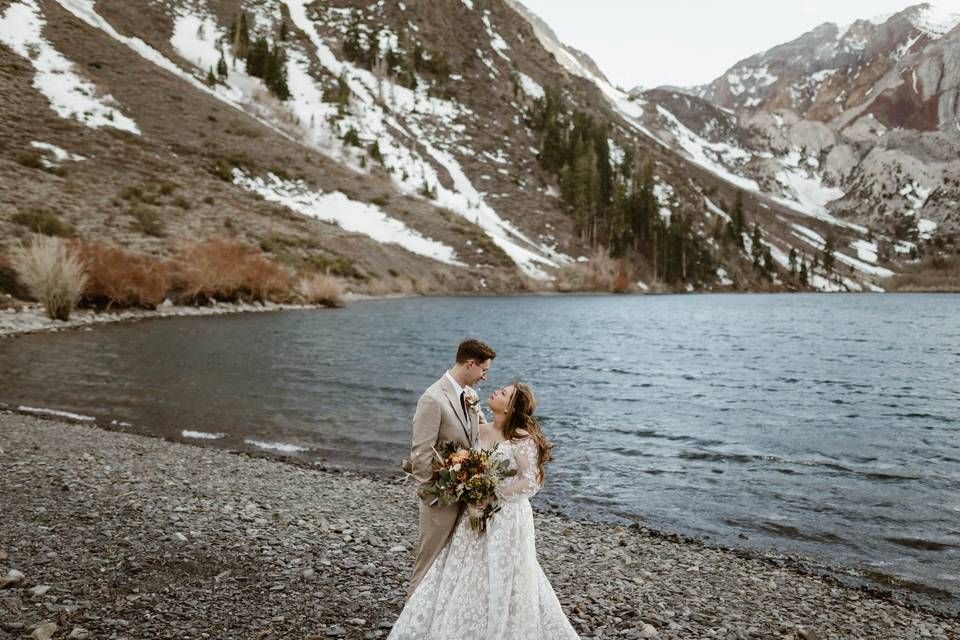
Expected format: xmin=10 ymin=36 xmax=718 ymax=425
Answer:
xmin=0 ymin=570 xmax=24 ymax=589
xmin=30 ymin=623 xmax=56 ymax=640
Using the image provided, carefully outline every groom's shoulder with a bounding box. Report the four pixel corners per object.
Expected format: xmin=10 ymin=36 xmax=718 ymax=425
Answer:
xmin=423 ymin=376 xmax=445 ymax=396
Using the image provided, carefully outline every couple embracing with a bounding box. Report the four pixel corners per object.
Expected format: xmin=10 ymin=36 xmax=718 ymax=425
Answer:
xmin=388 ymin=339 xmax=580 ymax=639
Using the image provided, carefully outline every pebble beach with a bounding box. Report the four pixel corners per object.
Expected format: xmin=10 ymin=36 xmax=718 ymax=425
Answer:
xmin=1 ymin=411 xmax=957 ymax=640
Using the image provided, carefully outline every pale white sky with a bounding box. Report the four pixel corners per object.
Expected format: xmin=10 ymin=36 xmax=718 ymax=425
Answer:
xmin=518 ymin=1 xmax=960 ymax=89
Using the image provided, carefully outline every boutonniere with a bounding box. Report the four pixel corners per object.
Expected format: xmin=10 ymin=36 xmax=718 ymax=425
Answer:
xmin=463 ymin=393 xmax=481 ymax=416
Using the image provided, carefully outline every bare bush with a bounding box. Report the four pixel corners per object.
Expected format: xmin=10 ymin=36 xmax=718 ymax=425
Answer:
xmin=363 ymin=277 xmax=395 ymax=297
xmin=10 ymin=236 xmax=87 ymax=320
xmin=610 ymin=271 xmax=632 ymax=294
xmin=0 ymin=254 xmax=29 ymax=298
xmin=12 ymin=209 xmax=75 ymax=237
xmin=555 ymin=249 xmax=634 ymax=293
xmin=885 ymin=254 xmax=960 ymax=292
xmin=173 ymin=239 xmax=291 ymax=304
xmin=76 ymin=242 xmax=171 ymax=310
xmin=296 ymin=272 xmax=346 ymax=308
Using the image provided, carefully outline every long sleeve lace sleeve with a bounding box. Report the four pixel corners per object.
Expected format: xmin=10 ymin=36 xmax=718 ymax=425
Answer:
xmin=500 ymin=437 xmax=542 ymax=501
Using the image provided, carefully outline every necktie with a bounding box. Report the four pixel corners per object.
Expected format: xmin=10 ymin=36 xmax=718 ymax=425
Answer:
xmin=459 ymin=391 xmax=468 ymax=424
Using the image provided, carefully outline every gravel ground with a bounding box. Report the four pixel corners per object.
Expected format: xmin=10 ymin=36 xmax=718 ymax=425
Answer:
xmin=1 ymin=411 xmax=957 ymax=640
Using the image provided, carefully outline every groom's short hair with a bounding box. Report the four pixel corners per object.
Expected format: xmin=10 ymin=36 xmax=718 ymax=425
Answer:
xmin=456 ymin=338 xmax=496 ymax=364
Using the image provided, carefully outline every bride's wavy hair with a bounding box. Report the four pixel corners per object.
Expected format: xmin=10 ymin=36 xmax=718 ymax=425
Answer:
xmin=502 ymin=382 xmax=554 ymax=484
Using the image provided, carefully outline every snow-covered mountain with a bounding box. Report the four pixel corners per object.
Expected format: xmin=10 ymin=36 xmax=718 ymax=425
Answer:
xmin=635 ymin=3 xmax=960 ymax=248
xmin=0 ymin=0 xmax=949 ymax=295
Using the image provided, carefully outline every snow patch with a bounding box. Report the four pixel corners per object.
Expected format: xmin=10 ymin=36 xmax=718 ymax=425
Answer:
xmin=809 ymin=274 xmax=844 ymax=292
xmin=30 ymin=141 xmax=86 ymax=163
xmin=716 ymin=267 xmax=734 ymax=286
xmin=900 ymin=181 xmax=931 ymax=209
xmin=810 ymin=68 xmax=838 ymax=83
xmin=517 ymin=72 xmax=544 ymax=99
xmin=233 ymin=171 xmax=463 ymax=266
xmin=482 ymin=12 xmax=510 ymax=61
xmin=896 ymin=34 xmax=923 ymax=59
xmin=851 ymin=239 xmax=878 ymax=263
xmin=54 ymin=0 xmax=291 ymax=141
xmin=655 ymin=105 xmax=760 ymax=192
xmin=911 ymin=4 xmax=960 ymax=37
xmin=772 ymin=167 xmax=846 ymax=224
xmin=0 ymin=0 xmax=140 ymax=133
xmin=653 ymin=182 xmax=674 ymax=219
xmin=704 ymin=197 xmax=732 ymax=222
xmin=917 ymin=218 xmax=938 ymax=239
xmin=282 ymin=0 xmax=568 ymax=278
xmin=726 ymin=66 xmax=778 ymax=97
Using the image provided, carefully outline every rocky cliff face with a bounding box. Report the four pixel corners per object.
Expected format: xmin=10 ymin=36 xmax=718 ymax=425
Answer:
xmin=634 ymin=3 xmax=960 ymax=246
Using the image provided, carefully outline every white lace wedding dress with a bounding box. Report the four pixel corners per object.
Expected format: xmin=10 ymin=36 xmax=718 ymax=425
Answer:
xmin=388 ymin=437 xmax=580 ymax=639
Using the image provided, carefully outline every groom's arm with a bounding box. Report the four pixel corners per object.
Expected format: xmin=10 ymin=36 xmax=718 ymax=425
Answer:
xmin=411 ymin=393 xmax=441 ymax=488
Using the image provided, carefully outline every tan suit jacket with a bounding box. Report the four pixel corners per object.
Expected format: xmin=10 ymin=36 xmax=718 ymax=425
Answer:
xmin=408 ymin=374 xmax=483 ymax=595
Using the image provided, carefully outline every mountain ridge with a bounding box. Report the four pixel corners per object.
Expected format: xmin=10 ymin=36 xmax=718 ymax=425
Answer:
xmin=0 ymin=0 xmax=954 ymax=299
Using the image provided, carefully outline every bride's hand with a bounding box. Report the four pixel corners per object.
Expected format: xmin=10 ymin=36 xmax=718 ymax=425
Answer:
xmin=472 ymin=496 xmax=492 ymax=509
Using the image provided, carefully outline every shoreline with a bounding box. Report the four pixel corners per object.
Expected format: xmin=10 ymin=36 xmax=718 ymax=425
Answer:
xmin=0 ymin=300 xmax=324 ymax=339
xmin=1 ymin=410 xmax=956 ymax=640
xmin=5 ymin=289 xmax=957 ymax=339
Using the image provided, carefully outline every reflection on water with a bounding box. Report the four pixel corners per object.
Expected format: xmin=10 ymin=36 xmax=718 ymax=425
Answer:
xmin=1 ymin=293 xmax=959 ymax=611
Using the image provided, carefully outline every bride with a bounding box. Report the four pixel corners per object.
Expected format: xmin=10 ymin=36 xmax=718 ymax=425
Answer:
xmin=388 ymin=382 xmax=580 ymax=639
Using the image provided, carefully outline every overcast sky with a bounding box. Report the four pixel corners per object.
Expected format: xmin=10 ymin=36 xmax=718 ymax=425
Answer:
xmin=517 ymin=1 xmax=960 ymax=89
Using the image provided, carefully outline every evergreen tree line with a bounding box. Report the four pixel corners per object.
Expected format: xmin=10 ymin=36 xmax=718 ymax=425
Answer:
xmin=227 ymin=12 xmax=290 ymax=100
xmin=527 ymin=87 xmax=716 ymax=286
xmin=341 ymin=10 xmax=450 ymax=92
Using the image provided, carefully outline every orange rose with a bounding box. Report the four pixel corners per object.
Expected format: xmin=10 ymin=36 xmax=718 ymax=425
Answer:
xmin=449 ymin=449 xmax=470 ymax=465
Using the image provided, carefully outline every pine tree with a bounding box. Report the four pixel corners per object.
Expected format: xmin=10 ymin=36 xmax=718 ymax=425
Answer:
xmin=206 ymin=67 xmax=216 ymax=86
xmin=246 ymin=36 xmax=269 ymax=79
xmin=729 ymin=191 xmax=745 ymax=249
xmin=343 ymin=126 xmax=362 ymax=147
xmin=799 ymin=260 xmax=809 ymax=286
xmin=369 ymin=140 xmax=383 ymax=164
xmin=788 ymin=247 xmax=797 ymax=278
xmin=608 ymin=181 xmax=630 ymax=257
xmin=266 ymin=45 xmax=290 ymax=100
xmin=822 ymin=231 xmax=836 ymax=272
xmin=626 ymin=159 xmax=655 ymax=252
xmin=324 ymin=72 xmax=351 ymax=113
xmin=750 ymin=223 xmax=763 ymax=268
xmin=763 ymin=248 xmax=775 ymax=277
xmin=244 ymin=37 xmax=290 ymax=100
xmin=711 ymin=216 xmax=724 ymax=243
xmin=412 ymin=42 xmax=426 ymax=72
xmin=279 ymin=21 xmax=288 ymax=42
xmin=342 ymin=11 xmax=364 ymax=64
xmin=366 ymin=27 xmax=381 ymax=69
xmin=217 ymin=50 xmax=228 ymax=80
xmin=236 ymin=12 xmax=250 ymax=58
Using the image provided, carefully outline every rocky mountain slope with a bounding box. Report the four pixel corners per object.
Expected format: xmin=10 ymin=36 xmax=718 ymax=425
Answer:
xmin=632 ymin=3 xmax=960 ymax=270
xmin=1 ymin=0 xmax=948 ymax=295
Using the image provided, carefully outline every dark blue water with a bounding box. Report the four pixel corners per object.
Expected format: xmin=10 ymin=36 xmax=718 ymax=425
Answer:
xmin=1 ymin=294 xmax=958 ymax=610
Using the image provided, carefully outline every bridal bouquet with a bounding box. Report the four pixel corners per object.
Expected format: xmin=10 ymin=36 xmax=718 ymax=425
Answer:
xmin=418 ymin=442 xmax=516 ymax=533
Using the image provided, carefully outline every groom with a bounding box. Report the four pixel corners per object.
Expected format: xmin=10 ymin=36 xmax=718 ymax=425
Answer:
xmin=407 ymin=338 xmax=496 ymax=595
